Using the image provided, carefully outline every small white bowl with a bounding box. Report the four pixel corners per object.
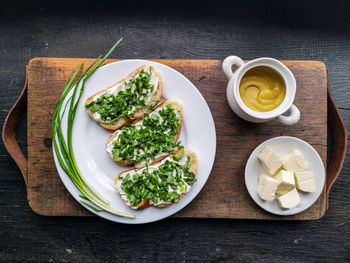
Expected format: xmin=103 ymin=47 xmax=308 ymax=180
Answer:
xmin=245 ymin=136 xmax=325 ymax=216
xmin=223 ymin=56 xmax=300 ymax=125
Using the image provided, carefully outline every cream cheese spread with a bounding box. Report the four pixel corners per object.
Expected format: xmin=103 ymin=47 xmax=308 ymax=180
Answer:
xmin=115 ymin=153 xmax=192 ymax=208
xmin=106 ymin=104 xmax=179 ymax=165
xmin=90 ymin=66 xmax=159 ymax=123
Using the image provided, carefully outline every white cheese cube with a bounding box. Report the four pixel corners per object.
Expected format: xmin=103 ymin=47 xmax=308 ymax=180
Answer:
xmin=257 ymin=174 xmax=279 ymax=201
xmin=274 ymin=170 xmax=295 ymax=195
xmin=258 ymin=146 xmax=283 ymax=175
xmin=277 ymin=188 xmax=301 ymax=209
xmin=295 ymin=171 xmax=316 ymax=192
xmin=283 ymin=149 xmax=308 ymax=172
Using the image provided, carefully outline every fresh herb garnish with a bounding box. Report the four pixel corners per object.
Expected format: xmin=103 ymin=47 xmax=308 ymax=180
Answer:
xmin=173 ymin=150 xmax=184 ymax=162
xmin=52 ymin=38 xmax=135 ymax=218
xmin=148 ymin=99 xmax=162 ymax=111
xmin=111 ymin=104 xmax=182 ymax=164
xmin=85 ymin=67 xmax=156 ymax=122
xmin=120 ymin=155 xmax=196 ymax=207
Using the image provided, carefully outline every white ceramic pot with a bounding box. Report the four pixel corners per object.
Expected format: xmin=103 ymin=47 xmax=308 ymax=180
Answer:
xmin=223 ymin=55 xmax=300 ymax=125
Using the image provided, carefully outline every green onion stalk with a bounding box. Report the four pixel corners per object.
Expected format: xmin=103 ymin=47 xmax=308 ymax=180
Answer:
xmin=51 ymin=38 xmax=135 ymax=219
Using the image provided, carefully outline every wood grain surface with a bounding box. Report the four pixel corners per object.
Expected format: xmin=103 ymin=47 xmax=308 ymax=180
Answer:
xmin=1 ymin=1 xmax=350 ymax=262
xmin=27 ymin=58 xmax=327 ymax=220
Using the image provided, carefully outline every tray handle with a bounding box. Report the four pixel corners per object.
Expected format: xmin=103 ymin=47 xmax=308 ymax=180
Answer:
xmin=2 ymin=74 xmax=28 ymax=185
xmin=326 ymin=86 xmax=348 ymax=209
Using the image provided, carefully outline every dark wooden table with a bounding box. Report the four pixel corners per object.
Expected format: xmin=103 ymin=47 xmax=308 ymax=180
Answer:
xmin=1 ymin=1 xmax=349 ymax=262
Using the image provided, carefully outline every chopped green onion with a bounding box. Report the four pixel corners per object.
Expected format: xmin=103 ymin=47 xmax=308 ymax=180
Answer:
xmin=119 ymin=155 xmax=196 ymax=207
xmin=85 ymin=68 xmax=155 ymax=122
xmin=111 ymin=104 xmax=182 ymax=164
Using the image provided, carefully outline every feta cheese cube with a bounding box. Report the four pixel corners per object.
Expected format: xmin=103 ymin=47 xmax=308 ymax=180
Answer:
xmin=277 ymin=188 xmax=301 ymax=209
xmin=283 ymin=149 xmax=308 ymax=172
xmin=257 ymin=174 xmax=279 ymax=201
xmin=295 ymin=171 xmax=316 ymax=192
xmin=258 ymin=146 xmax=283 ymax=175
xmin=274 ymin=170 xmax=295 ymax=195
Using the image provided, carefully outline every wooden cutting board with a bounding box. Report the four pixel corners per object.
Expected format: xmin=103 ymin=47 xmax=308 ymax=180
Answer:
xmin=27 ymin=58 xmax=328 ymax=220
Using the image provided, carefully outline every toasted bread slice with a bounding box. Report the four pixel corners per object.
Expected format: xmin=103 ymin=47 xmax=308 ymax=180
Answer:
xmin=85 ymin=65 xmax=162 ymax=130
xmin=114 ymin=148 xmax=198 ymax=209
xmin=106 ymin=99 xmax=182 ymax=167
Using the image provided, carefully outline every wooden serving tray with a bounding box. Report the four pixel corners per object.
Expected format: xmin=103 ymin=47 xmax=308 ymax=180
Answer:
xmin=3 ymin=58 xmax=347 ymax=220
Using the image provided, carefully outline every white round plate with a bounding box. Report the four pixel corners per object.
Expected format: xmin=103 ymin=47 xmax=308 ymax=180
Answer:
xmin=245 ymin=136 xmax=325 ymax=216
xmin=53 ymin=59 xmax=216 ymax=224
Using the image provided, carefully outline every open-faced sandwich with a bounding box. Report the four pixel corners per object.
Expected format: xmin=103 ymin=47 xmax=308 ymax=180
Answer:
xmin=106 ymin=100 xmax=182 ymax=167
xmin=114 ymin=149 xmax=197 ymax=209
xmin=85 ymin=65 xmax=162 ymax=130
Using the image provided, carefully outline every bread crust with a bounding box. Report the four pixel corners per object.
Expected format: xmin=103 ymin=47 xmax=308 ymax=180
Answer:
xmin=106 ymin=100 xmax=183 ymax=167
xmin=85 ymin=65 xmax=163 ymax=131
xmin=114 ymin=148 xmax=198 ymax=209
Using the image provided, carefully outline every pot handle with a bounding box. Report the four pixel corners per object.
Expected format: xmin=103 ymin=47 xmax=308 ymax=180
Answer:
xmin=2 ymin=74 xmax=28 ymax=185
xmin=222 ymin=56 xmax=245 ymax=80
xmin=277 ymin=104 xmax=300 ymax=125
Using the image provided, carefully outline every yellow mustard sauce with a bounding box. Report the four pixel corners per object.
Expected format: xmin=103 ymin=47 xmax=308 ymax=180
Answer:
xmin=239 ymin=66 xmax=286 ymax=112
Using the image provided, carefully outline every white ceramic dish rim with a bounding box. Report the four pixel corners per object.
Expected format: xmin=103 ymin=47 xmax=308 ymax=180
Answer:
xmin=244 ymin=136 xmax=325 ymax=216
xmin=52 ymin=59 xmax=217 ymax=224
